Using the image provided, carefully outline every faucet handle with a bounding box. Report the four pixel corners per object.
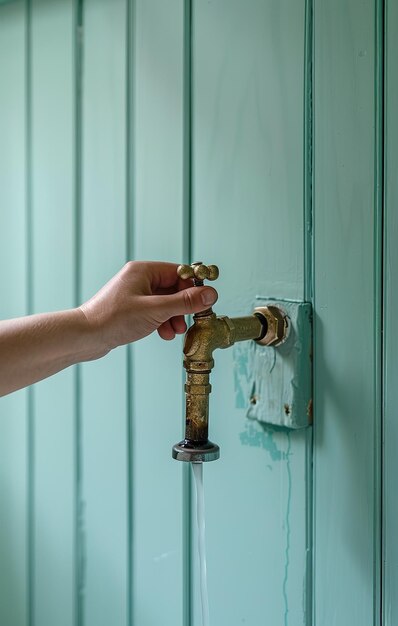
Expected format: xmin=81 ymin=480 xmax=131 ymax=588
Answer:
xmin=177 ymin=262 xmax=219 ymax=286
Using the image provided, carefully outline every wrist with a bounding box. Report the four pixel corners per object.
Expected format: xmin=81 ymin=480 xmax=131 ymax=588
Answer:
xmin=72 ymin=307 xmax=111 ymax=362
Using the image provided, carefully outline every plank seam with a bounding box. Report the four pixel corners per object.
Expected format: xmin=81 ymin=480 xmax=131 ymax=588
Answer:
xmin=25 ymin=0 xmax=34 ymax=624
xmin=183 ymin=1 xmax=193 ymax=624
xmin=73 ymin=2 xmax=84 ymax=625
xmin=126 ymin=0 xmax=135 ymax=624
xmin=375 ymin=0 xmax=386 ymax=623
xmin=303 ymin=0 xmax=314 ymax=624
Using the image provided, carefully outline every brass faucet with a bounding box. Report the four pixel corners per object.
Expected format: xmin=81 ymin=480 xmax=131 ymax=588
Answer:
xmin=172 ymin=262 xmax=289 ymax=463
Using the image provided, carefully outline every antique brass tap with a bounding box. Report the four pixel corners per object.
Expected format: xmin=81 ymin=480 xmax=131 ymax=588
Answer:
xmin=172 ymin=262 xmax=290 ymax=463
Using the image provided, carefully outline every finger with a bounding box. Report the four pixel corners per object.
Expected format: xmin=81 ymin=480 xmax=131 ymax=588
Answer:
xmin=153 ymin=280 xmax=194 ymax=296
xmin=138 ymin=261 xmax=189 ymax=291
xmin=140 ymin=261 xmax=218 ymax=293
xmin=170 ymin=315 xmax=187 ymax=334
xmin=157 ymin=319 xmax=176 ymax=341
xmin=150 ymin=286 xmax=218 ymax=321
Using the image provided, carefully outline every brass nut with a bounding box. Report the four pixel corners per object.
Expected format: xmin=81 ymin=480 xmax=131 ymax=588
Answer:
xmin=219 ymin=315 xmax=236 ymax=346
xmin=254 ymin=305 xmax=290 ymax=347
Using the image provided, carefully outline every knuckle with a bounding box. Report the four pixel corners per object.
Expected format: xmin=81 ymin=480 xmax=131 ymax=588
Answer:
xmin=120 ymin=260 xmax=141 ymax=281
xmin=123 ymin=260 xmax=136 ymax=273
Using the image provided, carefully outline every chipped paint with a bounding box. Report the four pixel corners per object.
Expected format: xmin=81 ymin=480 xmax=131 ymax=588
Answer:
xmin=234 ymin=300 xmax=312 ymax=429
xmin=239 ymin=419 xmax=287 ymax=462
xmin=240 ymin=422 xmax=293 ymax=621
xmin=233 ymin=343 xmax=250 ymax=409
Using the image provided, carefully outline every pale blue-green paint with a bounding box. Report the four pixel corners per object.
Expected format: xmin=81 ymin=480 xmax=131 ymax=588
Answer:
xmin=383 ymin=0 xmax=397 ymax=623
xmin=191 ymin=1 xmax=310 ymax=624
xmin=30 ymin=2 xmax=76 ymax=624
xmin=283 ymin=431 xmax=292 ymax=626
xmin=313 ymin=0 xmax=381 ymax=624
xmin=133 ymin=1 xmax=188 ymax=624
xmin=239 ymin=420 xmax=287 ymax=462
xmin=235 ymin=299 xmax=312 ymax=429
xmin=0 ymin=1 xmax=393 ymax=626
xmin=80 ymin=1 xmax=129 ymax=625
xmin=0 ymin=3 xmax=29 ymax=626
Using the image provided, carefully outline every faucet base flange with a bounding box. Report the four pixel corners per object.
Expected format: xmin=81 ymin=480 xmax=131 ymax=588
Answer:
xmin=172 ymin=439 xmax=220 ymax=463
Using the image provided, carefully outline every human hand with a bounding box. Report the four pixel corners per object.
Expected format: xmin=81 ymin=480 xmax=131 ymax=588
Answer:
xmin=79 ymin=261 xmax=218 ymax=351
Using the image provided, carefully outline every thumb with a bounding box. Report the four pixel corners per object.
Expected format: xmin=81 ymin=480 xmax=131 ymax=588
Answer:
xmin=152 ymin=286 xmax=218 ymax=321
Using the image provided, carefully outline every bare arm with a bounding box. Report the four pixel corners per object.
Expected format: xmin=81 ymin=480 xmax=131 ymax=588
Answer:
xmin=0 ymin=261 xmax=217 ymax=397
xmin=0 ymin=309 xmax=101 ymax=395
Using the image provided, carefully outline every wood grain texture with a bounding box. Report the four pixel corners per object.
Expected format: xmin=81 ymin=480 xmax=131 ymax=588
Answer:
xmin=29 ymin=2 xmax=76 ymax=623
xmin=191 ymin=1 xmax=311 ymax=624
xmin=313 ymin=1 xmax=380 ymax=624
xmin=80 ymin=1 xmax=129 ymax=624
xmin=383 ymin=0 xmax=398 ymax=622
xmin=0 ymin=3 xmax=28 ymax=625
xmin=132 ymin=1 xmax=188 ymax=623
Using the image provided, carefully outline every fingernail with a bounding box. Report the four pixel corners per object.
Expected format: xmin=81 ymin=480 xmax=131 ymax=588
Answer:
xmin=201 ymin=289 xmax=217 ymax=306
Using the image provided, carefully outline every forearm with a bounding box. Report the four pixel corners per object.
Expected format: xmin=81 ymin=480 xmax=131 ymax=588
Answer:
xmin=0 ymin=308 xmax=107 ymax=397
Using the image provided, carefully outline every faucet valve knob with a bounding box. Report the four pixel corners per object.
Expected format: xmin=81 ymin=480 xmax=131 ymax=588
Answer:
xmin=177 ymin=262 xmax=219 ymax=286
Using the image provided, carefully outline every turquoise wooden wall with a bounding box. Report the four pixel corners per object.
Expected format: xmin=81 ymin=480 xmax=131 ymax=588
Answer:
xmin=0 ymin=1 xmax=394 ymax=625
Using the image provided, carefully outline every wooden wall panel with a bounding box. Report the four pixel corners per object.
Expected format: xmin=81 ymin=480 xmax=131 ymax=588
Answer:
xmin=0 ymin=3 xmax=28 ymax=625
xmin=0 ymin=2 xmax=390 ymax=625
xmin=313 ymin=1 xmax=380 ymax=623
xmin=192 ymin=1 xmax=311 ymax=624
xmin=383 ymin=0 xmax=398 ymax=622
xmin=80 ymin=1 xmax=129 ymax=624
xmin=132 ymin=1 xmax=188 ymax=624
xmin=30 ymin=2 xmax=76 ymax=623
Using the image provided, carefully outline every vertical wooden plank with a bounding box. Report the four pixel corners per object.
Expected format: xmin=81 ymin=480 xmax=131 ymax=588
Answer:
xmin=29 ymin=2 xmax=76 ymax=624
xmin=80 ymin=1 xmax=128 ymax=624
xmin=383 ymin=0 xmax=398 ymax=622
xmin=31 ymin=0 xmax=75 ymax=626
xmin=313 ymin=1 xmax=379 ymax=624
xmin=132 ymin=1 xmax=187 ymax=624
xmin=0 ymin=4 xmax=28 ymax=625
xmin=192 ymin=1 xmax=310 ymax=625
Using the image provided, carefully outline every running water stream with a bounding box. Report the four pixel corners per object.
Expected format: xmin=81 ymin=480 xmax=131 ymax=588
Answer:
xmin=191 ymin=461 xmax=210 ymax=626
